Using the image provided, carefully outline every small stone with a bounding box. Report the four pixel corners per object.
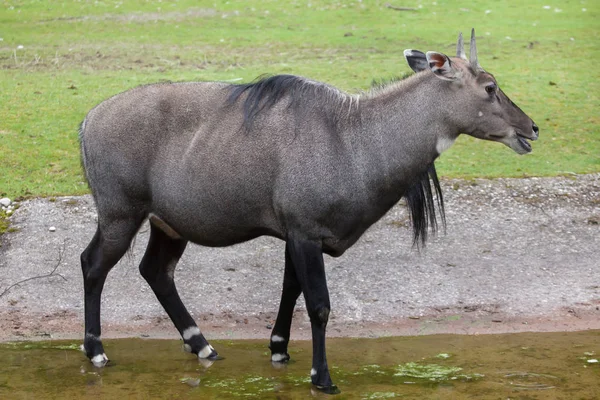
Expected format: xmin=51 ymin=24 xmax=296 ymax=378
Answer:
xmin=49 ymin=226 xmax=56 ymax=232
xmin=587 ymin=359 xmax=598 ymax=364
xmin=0 ymin=198 xmax=11 ymax=207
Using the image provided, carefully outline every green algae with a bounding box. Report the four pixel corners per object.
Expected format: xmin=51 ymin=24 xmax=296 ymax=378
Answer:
xmin=394 ymin=362 xmax=465 ymax=382
xmin=9 ymin=342 xmax=81 ymax=351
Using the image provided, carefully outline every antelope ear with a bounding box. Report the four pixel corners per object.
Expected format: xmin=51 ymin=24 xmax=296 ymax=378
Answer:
xmin=426 ymin=52 xmax=458 ymax=81
xmin=403 ymin=49 xmax=428 ymax=73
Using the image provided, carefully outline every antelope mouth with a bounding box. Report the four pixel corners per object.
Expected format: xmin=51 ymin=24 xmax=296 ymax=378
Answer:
xmin=516 ymin=132 xmax=532 ymax=153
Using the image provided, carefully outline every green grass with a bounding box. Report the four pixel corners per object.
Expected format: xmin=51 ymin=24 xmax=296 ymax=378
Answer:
xmin=0 ymin=0 xmax=598 ymax=198
xmin=0 ymin=210 xmax=10 ymax=237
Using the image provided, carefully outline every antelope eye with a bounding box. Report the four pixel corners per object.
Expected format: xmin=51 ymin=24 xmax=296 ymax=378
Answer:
xmin=485 ymin=83 xmax=497 ymax=94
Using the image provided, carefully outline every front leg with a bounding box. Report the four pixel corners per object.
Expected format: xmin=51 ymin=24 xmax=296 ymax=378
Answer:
xmin=269 ymin=241 xmax=302 ymax=363
xmin=286 ymin=236 xmax=339 ymax=394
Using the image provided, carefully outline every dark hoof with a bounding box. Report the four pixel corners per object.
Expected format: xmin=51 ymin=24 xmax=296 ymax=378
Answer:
xmin=197 ymin=353 xmax=222 ymax=369
xmin=197 ymin=345 xmax=218 ymax=359
xmin=208 ymin=353 xmax=224 ymax=361
xmin=313 ymin=384 xmax=340 ymax=395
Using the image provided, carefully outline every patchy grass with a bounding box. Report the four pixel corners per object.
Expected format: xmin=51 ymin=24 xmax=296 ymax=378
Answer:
xmin=0 ymin=0 xmax=598 ymax=198
xmin=0 ymin=210 xmax=9 ymax=237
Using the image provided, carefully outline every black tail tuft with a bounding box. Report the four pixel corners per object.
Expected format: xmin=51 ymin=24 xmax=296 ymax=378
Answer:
xmin=404 ymin=163 xmax=446 ymax=247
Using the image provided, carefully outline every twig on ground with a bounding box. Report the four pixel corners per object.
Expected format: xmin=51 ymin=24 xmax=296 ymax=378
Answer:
xmin=0 ymin=241 xmax=68 ymax=298
xmin=385 ymin=3 xmax=417 ymax=11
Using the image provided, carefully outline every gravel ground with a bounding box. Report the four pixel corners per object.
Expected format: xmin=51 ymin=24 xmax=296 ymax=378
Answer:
xmin=0 ymin=174 xmax=599 ymax=341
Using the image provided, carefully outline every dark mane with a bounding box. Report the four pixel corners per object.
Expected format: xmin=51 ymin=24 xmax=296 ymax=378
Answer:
xmin=227 ymin=74 xmax=355 ymax=131
xmin=404 ymin=163 xmax=446 ymax=247
xmin=369 ymin=73 xmax=413 ymax=91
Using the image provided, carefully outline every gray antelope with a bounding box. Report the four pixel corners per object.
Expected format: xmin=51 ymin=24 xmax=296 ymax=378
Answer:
xmin=79 ymin=30 xmax=538 ymax=393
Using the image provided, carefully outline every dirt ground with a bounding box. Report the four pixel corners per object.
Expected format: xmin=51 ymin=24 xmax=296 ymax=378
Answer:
xmin=0 ymin=174 xmax=599 ymax=342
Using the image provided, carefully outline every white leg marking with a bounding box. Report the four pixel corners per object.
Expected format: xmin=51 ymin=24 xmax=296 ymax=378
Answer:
xmin=271 ymin=335 xmax=285 ymax=343
xmin=182 ymin=326 xmax=201 ymax=340
xmin=311 ymin=368 xmax=317 ymax=376
xmin=91 ymin=353 xmax=108 ymax=367
xmin=183 ymin=344 xmax=192 ymax=353
xmin=198 ymin=345 xmax=214 ymax=359
xmin=271 ymin=353 xmax=287 ymax=362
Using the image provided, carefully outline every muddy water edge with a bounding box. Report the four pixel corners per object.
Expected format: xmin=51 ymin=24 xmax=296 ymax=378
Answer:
xmin=1 ymin=330 xmax=599 ymax=399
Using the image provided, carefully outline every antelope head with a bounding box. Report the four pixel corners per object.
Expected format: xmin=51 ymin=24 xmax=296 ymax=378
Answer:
xmin=404 ymin=29 xmax=539 ymax=155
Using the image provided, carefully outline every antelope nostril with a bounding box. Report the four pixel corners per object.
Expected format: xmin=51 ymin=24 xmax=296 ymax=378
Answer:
xmin=532 ymin=123 xmax=539 ymax=134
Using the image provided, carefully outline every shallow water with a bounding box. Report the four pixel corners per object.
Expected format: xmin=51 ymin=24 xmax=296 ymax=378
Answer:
xmin=1 ymin=331 xmax=598 ymax=399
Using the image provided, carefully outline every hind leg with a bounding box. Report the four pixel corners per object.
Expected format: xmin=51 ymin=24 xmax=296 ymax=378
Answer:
xmin=139 ymin=222 xmax=218 ymax=360
xmin=81 ymin=216 xmax=142 ymax=367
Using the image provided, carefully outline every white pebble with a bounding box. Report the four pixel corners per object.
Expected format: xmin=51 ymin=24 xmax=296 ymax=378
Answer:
xmin=0 ymin=197 xmax=11 ymax=207
xmin=49 ymin=226 xmax=56 ymax=232
xmin=587 ymin=359 xmax=598 ymax=364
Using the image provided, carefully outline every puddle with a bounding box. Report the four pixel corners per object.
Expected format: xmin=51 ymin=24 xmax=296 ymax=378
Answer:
xmin=1 ymin=330 xmax=598 ymax=399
